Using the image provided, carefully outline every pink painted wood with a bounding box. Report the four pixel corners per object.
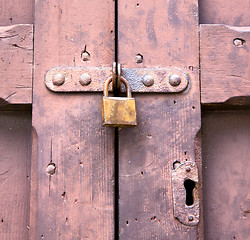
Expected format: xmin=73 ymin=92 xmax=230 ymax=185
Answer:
xmin=32 ymin=1 xmax=115 ymax=239
xmin=0 ymin=24 xmax=33 ymax=105
xmin=118 ymin=0 xmax=202 ymax=239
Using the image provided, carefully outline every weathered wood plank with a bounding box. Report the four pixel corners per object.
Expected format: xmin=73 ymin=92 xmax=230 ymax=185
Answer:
xmin=0 ymin=24 xmax=33 ymax=105
xmin=32 ymin=1 xmax=115 ymax=239
xmin=0 ymin=111 xmax=31 ymax=240
xmin=202 ymin=110 xmax=250 ymax=239
xmin=118 ymin=0 xmax=201 ymax=239
xmin=199 ymin=0 xmax=250 ymax=26
xmin=0 ymin=0 xmax=33 ymax=26
xmin=200 ymin=25 xmax=250 ymax=104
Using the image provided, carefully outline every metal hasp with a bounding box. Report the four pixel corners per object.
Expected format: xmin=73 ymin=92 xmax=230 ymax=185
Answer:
xmin=102 ymin=76 xmax=137 ymax=127
xmin=45 ymin=66 xmax=190 ymax=93
xmin=171 ymin=161 xmax=199 ymax=226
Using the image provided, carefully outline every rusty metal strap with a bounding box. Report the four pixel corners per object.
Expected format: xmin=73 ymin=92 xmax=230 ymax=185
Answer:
xmin=45 ymin=66 xmax=189 ymax=93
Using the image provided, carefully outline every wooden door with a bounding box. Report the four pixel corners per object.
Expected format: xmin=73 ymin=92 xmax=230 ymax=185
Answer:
xmin=0 ymin=0 xmax=249 ymax=240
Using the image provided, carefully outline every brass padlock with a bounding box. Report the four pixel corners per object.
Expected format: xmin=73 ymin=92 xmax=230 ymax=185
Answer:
xmin=102 ymin=76 xmax=137 ymax=127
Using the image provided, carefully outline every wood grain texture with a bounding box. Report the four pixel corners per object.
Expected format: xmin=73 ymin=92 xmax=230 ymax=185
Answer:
xmin=0 ymin=111 xmax=31 ymax=240
xmin=0 ymin=0 xmax=33 ymax=26
xmin=0 ymin=24 xmax=33 ymax=105
xmin=199 ymin=0 xmax=250 ymax=26
xmin=200 ymin=25 xmax=250 ymax=104
xmin=32 ymin=0 xmax=115 ymax=239
xmin=202 ymin=110 xmax=250 ymax=240
xmin=118 ymin=0 xmax=201 ymax=239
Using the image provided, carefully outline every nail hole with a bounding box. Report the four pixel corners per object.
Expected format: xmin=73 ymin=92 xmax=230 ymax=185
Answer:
xmin=46 ymin=163 xmax=56 ymax=175
xmin=1 ymin=218 xmax=3 ymax=223
xmin=151 ymin=216 xmax=157 ymax=221
xmin=81 ymin=45 xmax=90 ymax=61
xmin=147 ymin=134 xmax=152 ymax=138
xmin=173 ymin=160 xmax=180 ymax=169
xmin=135 ymin=53 xmax=143 ymax=63
xmin=174 ymin=100 xmax=176 ymax=104
xmin=9 ymin=17 xmax=12 ymax=21
xmin=62 ymin=192 xmax=66 ymax=198
xmin=141 ymin=171 xmax=144 ymax=176
xmin=80 ymin=162 xmax=83 ymax=167
xmin=184 ymin=179 xmax=195 ymax=206
xmin=66 ymin=217 xmax=68 ymax=224
xmin=74 ymin=199 xmax=78 ymax=203
xmin=41 ymin=235 xmax=44 ymax=239
xmin=233 ymin=38 xmax=245 ymax=46
xmin=184 ymin=151 xmax=187 ymax=155
xmin=192 ymin=106 xmax=195 ymax=109
xmin=189 ymin=66 xmax=193 ymax=71
xmin=126 ymin=221 xmax=129 ymax=225
xmin=135 ymin=218 xmax=138 ymax=222
xmin=137 ymin=3 xmax=139 ymax=6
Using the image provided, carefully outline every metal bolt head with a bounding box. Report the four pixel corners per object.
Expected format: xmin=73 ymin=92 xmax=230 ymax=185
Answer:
xmin=233 ymin=38 xmax=244 ymax=46
xmin=79 ymin=73 xmax=92 ymax=86
xmin=135 ymin=54 xmax=143 ymax=63
xmin=52 ymin=73 xmax=65 ymax=86
xmin=142 ymin=75 xmax=154 ymax=87
xmin=169 ymin=74 xmax=181 ymax=87
xmin=81 ymin=52 xmax=90 ymax=61
xmin=46 ymin=163 xmax=56 ymax=175
xmin=186 ymin=166 xmax=191 ymax=172
xmin=188 ymin=215 xmax=194 ymax=221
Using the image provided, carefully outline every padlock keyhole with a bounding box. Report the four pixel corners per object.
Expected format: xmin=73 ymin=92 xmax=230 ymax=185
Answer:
xmin=184 ymin=179 xmax=195 ymax=206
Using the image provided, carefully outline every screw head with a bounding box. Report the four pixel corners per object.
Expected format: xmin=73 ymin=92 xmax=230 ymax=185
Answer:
xmin=142 ymin=75 xmax=154 ymax=87
xmin=46 ymin=163 xmax=56 ymax=175
xmin=135 ymin=54 xmax=143 ymax=63
xmin=52 ymin=73 xmax=65 ymax=86
xmin=188 ymin=215 xmax=194 ymax=221
xmin=169 ymin=74 xmax=181 ymax=87
xmin=79 ymin=73 xmax=92 ymax=86
xmin=186 ymin=166 xmax=191 ymax=172
xmin=81 ymin=52 xmax=90 ymax=61
xmin=233 ymin=38 xmax=244 ymax=46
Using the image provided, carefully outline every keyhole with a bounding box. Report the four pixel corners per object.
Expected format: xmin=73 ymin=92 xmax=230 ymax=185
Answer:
xmin=184 ymin=179 xmax=195 ymax=206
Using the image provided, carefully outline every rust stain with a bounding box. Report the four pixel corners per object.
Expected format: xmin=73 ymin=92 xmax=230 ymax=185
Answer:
xmin=146 ymin=8 xmax=158 ymax=45
xmin=168 ymin=0 xmax=181 ymax=26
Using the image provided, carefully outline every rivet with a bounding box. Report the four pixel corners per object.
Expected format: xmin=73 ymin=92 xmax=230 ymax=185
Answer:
xmin=46 ymin=163 xmax=56 ymax=175
xmin=233 ymin=38 xmax=244 ymax=46
xmin=79 ymin=73 xmax=92 ymax=86
xmin=81 ymin=52 xmax=90 ymax=61
xmin=188 ymin=215 xmax=194 ymax=221
xmin=169 ymin=74 xmax=181 ymax=86
xmin=135 ymin=54 xmax=143 ymax=63
xmin=186 ymin=166 xmax=191 ymax=172
xmin=52 ymin=73 xmax=65 ymax=86
xmin=142 ymin=75 xmax=154 ymax=87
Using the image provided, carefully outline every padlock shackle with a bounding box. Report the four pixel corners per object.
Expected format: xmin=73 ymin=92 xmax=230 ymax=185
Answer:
xmin=104 ymin=76 xmax=132 ymax=98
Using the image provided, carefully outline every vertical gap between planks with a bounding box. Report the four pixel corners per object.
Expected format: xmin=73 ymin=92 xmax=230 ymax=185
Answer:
xmin=115 ymin=128 xmax=119 ymax=240
xmin=115 ymin=0 xmax=119 ymax=239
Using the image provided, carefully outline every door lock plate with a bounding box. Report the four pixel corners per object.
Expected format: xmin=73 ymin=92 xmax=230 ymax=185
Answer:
xmin=171 ymin=161 xmax=199 ymax=226
xmin=45 ymin=66 xmax=190 ymax=93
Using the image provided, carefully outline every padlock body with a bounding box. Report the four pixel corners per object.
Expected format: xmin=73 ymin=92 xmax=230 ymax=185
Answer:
xmin=101 ymin=96 xmax=137 ymax=127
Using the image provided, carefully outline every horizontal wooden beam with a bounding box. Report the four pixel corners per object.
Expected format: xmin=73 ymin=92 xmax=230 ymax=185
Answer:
xmin=1 ymin=24 xmax=249 ymax=106
xmin=200 ymin=24 xmax=250 ymax=104
xmin=0 ymin=24 xmax=33 ymax=105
